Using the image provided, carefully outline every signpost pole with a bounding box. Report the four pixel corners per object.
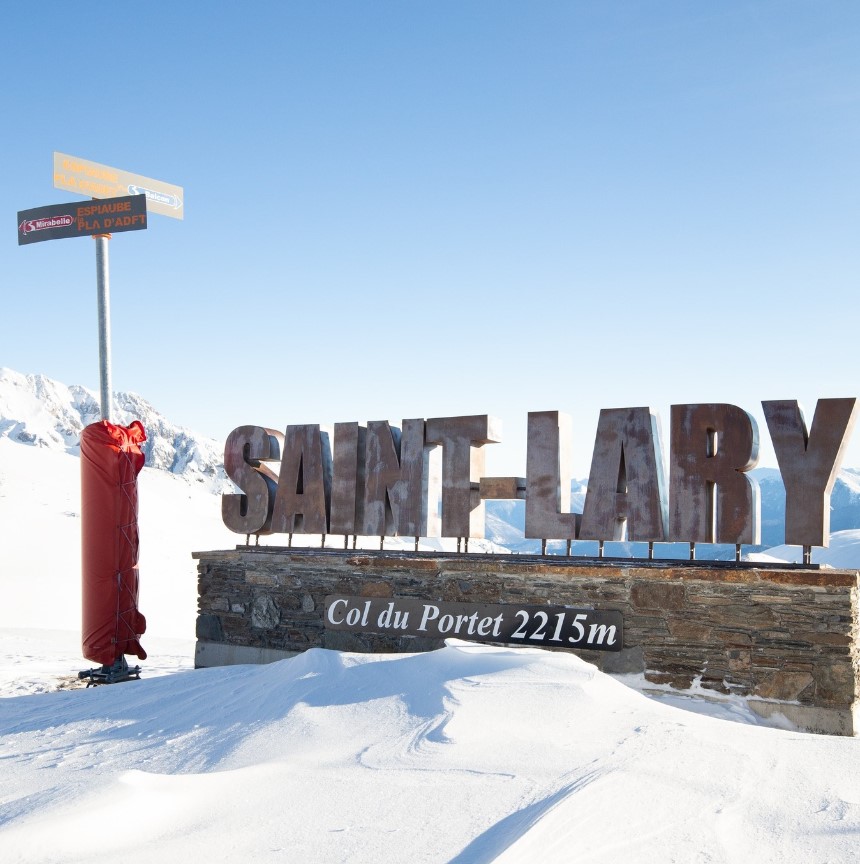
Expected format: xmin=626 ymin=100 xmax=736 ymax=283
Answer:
xmin=94 ymin=234 xmax=112 ymax=422
xmin=17 ymin=156 xmax=182 ymax=685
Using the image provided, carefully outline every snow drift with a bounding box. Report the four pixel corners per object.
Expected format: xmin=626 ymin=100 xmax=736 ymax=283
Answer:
xmin=1 ymin=641 xmax=859 ymax=863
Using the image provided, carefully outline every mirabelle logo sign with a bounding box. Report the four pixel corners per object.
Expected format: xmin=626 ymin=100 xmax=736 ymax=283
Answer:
xmin=17 ymin=196 xmax=147 ymax=245
xmin=222 ymin=399 xmax=857 ymax=551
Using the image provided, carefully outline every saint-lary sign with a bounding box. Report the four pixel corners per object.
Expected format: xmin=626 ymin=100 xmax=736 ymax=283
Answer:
xmin=222 ymin=399 xmax=857 ymax=549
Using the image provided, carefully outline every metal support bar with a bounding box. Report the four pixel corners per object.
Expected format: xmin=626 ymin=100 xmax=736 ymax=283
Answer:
xmin=94 ymin=234 xmax=112 ymax=422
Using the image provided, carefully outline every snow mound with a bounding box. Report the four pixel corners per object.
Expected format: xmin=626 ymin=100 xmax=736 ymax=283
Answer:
xmin=1 ymin=640 xmax=859 ymax=863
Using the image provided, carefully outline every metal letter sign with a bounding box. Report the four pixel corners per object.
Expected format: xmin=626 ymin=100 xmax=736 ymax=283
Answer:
xmin=17 ymin=195 xmax=147 ymax=245
xmin=53 ymin=152 xmax=184 ymax=220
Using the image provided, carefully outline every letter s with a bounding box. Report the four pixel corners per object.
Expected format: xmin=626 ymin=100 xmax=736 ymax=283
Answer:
xmin=222 ymin=425 xmax=284 ymax=534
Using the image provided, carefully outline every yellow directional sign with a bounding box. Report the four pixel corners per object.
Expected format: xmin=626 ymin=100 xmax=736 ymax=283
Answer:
xmin=53 ymin=152 xmax=184 ymax=220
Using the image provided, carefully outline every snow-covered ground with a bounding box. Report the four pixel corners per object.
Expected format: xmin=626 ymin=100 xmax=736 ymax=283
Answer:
xmin=2 ymin=632 xmax=859 ymax=863
xmin=2 ymin=375 xmax=860 ymax=861
xmin=0 ymin=437 xmax=236 ymax=640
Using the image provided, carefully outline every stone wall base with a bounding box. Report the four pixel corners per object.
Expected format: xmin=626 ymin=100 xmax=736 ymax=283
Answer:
xmin=194 ymin=548 xmax=860 ymax=736
xmin=747 ymin=699 xmax=854 ymax=737
xmin=194 ymin=640 xmax=299 ymax=668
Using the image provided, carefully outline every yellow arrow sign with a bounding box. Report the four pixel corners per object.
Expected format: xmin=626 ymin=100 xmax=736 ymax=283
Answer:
xmin=53 ymin=152 xmax=184 ymax=220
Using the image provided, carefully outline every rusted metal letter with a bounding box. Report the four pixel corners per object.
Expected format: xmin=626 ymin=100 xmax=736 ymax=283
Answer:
xmin=579 ymin=407 xmax=668 ymax=542
xmin=222 ymin=425 xmax=283 ymax=534
xmin=270 ymin=424 xmax=332 ymax=534
xmin=329 ymin=422 xmax=366 ymax=536
xmin=425 ymin=415 xmax=501 ymax=538
xmin=362 ymin=419 xmax=431 ymax=536
xmin=762 ymin=398 xmax=858 ymax=547
xmin=479 ymin=477 xmax=526 ymax=500
xmin=525 ymin=411 xmax=579 ymax=540
xmin=669 ymin=404 xmax=760 ymax=544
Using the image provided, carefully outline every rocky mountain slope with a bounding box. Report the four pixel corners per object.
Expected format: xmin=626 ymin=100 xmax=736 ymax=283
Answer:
xmin=0 ymin=368 xmax=228 ymax=492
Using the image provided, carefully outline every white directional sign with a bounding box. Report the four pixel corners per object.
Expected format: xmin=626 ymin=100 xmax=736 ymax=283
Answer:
xmin=53 ymin=152 xmax=184 ymax=220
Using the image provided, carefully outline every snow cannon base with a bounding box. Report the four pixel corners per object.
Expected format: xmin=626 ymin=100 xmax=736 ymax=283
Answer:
xmin=78 ymin=656 xmax=142 ymax=687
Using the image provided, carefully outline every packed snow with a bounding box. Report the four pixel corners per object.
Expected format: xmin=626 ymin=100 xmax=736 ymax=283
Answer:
xmin=1 ymin=372 xmax=859 ymax=862
xmin=2 ymin=634 xmax=860 ymax=863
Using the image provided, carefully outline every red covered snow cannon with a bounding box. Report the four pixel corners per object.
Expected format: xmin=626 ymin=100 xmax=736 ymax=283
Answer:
xmin=79 ymin=420 xmax=147 ymax=685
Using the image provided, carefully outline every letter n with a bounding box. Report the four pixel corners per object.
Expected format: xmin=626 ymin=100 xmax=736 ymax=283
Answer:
xmin=363 ymin=419 xmax=431 ymax=536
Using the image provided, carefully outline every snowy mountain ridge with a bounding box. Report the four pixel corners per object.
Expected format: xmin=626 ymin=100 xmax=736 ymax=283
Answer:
xmin=0 ymin=368 xmax=229 ymax=492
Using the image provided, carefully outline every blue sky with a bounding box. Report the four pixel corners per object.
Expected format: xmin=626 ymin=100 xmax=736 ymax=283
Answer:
xmin=3 ymin=2 xmax=859 ymax=475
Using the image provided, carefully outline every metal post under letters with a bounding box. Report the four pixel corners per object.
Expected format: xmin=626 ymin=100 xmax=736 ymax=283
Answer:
xmin=94 ymin=234 xmax=112 ymax=422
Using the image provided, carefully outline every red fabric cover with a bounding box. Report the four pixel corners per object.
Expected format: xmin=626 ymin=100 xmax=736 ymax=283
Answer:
xmin=80 ymin=420 xmax=147 ymax=665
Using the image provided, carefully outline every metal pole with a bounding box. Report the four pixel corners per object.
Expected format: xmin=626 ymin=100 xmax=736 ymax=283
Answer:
xmin=94 ymin=234 xmax=112 ymax=422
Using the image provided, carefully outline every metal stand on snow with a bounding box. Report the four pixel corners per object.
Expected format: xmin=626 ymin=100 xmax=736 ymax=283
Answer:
xmin=78 ymin=655 xmax=141 ymax=687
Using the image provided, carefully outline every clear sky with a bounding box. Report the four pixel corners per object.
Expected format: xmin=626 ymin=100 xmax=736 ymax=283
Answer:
xmin=3 ymin=2 xmax=859 ymax=476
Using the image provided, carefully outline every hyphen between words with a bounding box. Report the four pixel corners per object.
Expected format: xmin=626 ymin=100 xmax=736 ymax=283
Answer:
xmin=222 ymin=399 xmax=857 ymax=550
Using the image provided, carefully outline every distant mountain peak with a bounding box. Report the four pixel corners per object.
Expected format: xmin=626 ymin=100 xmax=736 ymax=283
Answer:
xmin=0 ymin=367 xmax=230 ymax=492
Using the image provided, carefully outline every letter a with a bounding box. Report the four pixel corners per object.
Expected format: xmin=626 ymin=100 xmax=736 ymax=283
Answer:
xmin=579 ymin=407 xmax=667 ymax=542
